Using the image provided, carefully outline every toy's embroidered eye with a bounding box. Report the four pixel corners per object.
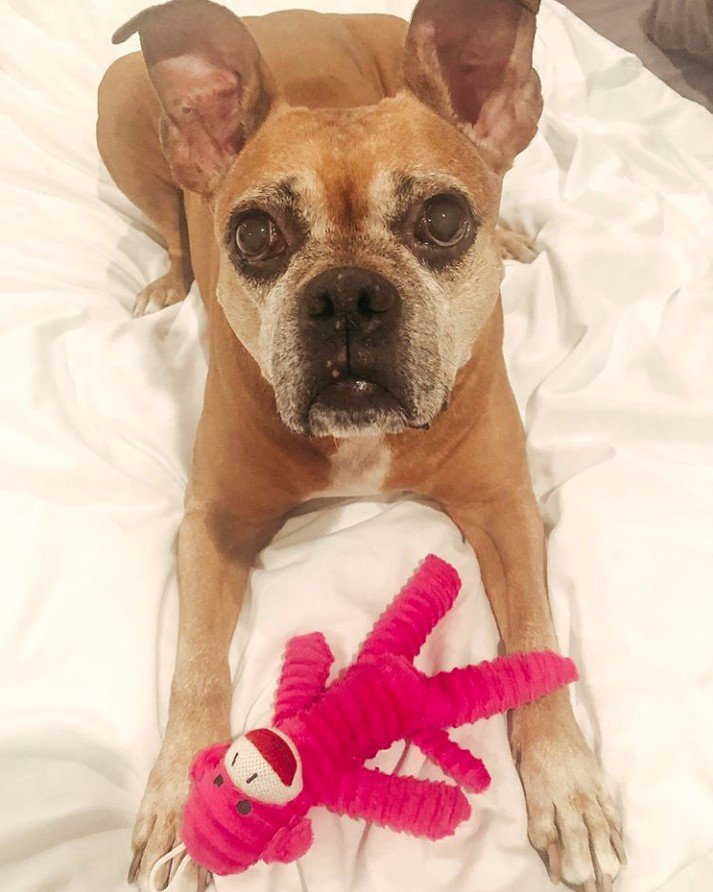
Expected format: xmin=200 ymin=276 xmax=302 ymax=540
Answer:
xmin=237 ymin=799 xmax=252 ymax=815
xmin=214 ymin=775 xmax=224 ymax=787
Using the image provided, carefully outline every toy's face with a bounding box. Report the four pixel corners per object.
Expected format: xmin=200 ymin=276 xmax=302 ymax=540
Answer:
xmin=183 ymin=732 xmax=312 ymax=875
xmin=225 ymin=727 xmax=303 ymax=807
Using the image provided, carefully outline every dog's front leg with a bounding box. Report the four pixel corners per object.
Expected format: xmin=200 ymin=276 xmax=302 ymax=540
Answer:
xmin=129 ymin=507 xmax=273 ymax=892
xmin=447 ymin=495 xmax=625 ymax=892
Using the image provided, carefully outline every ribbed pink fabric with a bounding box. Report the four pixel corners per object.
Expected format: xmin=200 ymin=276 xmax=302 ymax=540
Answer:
xmin=328 ymin=765 xmax=471 ymax=839
xmin=358 ymin=554 xmax=461 ymax=662
xmin=273 ymin=632 xmax=334 ymax=724
xmin=413 ymin=729 xmax=491 ymax=793
xmin=180 ymin=555 xmax=578 ymax=876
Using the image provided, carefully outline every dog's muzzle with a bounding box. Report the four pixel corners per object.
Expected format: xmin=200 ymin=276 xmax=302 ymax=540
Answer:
xmin=298 ymin=266 xmax=409 ymax=432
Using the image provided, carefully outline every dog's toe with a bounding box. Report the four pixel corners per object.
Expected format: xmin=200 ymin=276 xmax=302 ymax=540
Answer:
xmin=134 ymin=819 xmax=176 ymax=891
xmin=496 ymin=226 xmax=538 ymax=263
xmin=132 ymin=811 xmax=208 ymax=892
xmin=130 ymin=765 xmax=210 ymax=892
xmin=133 ymin=271 xmax=189 ymax=317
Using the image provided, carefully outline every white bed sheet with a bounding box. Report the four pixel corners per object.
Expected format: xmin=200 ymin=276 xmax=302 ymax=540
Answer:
xmin=0 ymin=1 xmax=712 ymax=890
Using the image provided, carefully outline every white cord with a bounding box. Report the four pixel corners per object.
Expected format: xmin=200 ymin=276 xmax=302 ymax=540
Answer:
xmin=148 ymin=843 xmax=191 ymax=892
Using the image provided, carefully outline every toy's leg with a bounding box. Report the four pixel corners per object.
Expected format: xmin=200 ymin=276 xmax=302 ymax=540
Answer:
xmin=322 ymin=766 xmax=470 ymax=840
xmin=413 ymin=729 xmax=491 ymax=793
xmin=358 ymin=555 xmax=461 ymax=663
xmin=422 ymin=651 xmax=578 ymax=729
xmin=273 ymin=633 xmax=334 ymax=724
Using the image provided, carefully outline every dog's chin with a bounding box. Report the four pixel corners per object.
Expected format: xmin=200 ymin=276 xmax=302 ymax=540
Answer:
xmin=306 ymin=379 xmax=409 ymax=438
xmin=275 ymin=376 xmax=451 ymax=439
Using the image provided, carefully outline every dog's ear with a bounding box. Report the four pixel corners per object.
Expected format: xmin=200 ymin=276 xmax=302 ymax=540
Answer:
xmin=113 ymin=0 xmax=277 ymax=194
xmin=403 ymin=0 xmax=542 ymax=172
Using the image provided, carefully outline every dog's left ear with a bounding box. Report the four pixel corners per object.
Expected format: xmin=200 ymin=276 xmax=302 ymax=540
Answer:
xmin=113 ymin=0 xmax=278 ymax=194
xmin=403 ymin=0 xmax=542 ymax=173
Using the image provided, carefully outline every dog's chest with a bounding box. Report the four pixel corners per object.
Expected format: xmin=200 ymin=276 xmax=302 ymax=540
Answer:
xmin=318 ymin=437 xmax=391 ymax=498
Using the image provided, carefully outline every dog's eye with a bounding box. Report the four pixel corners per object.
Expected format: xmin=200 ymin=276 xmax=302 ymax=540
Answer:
xmin=235 ymin=212 xmax=285 ymax=260
xmin=417 ymin=194 xmax=468 ymax=248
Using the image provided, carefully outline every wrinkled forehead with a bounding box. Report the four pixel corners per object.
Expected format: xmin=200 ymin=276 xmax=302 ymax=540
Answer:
xmin=215 ymin=94 xmax=501 ymax=230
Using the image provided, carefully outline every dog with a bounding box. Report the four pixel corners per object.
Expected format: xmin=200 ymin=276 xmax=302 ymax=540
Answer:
xmin=97 ymin=2 xmax=625 ymax=890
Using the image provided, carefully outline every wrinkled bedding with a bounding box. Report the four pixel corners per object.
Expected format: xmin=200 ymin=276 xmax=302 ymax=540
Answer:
xmin=1 ymin=1 xmax=712 ymax=890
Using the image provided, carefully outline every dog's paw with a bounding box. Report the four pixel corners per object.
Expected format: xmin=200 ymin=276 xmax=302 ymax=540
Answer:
xmin=129 ymin=749 xmax=211 ymax=892
xmin=133 ymin=267 xmax=190 ymax=317
xmin=496 ymin=226 xmax=538 ymax=263
xmin=517 ymin=724 xmax=625 ymax=891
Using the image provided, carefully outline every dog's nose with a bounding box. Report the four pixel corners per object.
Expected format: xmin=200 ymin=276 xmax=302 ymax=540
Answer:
xmin=300 ymin=267 xmax=400 ymax=338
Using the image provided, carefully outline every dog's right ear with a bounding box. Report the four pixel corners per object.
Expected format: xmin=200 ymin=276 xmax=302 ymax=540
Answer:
xmin=113 ymin=0 xmax=277 ymax=195
xmin=403 ymin=0 xmax=542 ymax=173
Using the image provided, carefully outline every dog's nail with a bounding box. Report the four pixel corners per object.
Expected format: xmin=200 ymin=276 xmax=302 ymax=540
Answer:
xmin=168 ymin=845 xmax=185 ymax=883
xmin=546 ymin=844 xmax=562 ymax=884
xmin=154 ymin=864 xmax=170 ymax=891
xmin=127 ymin=849 xmax=142 ymax=884
xmin=611 ymin=829 xmax=627 ymax=864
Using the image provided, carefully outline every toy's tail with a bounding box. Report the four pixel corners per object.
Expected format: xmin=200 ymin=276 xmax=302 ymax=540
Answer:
xmin=422 ymin=651 xmax=578 ymax=729
xmin=358 ymin=555 xmax=461 ymax=664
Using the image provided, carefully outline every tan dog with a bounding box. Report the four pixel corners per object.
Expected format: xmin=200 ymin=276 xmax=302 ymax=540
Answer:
xmin=97 ymin=1 xmax=625 ymax=890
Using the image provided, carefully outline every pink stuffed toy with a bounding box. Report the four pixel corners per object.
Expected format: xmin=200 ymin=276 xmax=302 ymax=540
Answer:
xmin=150 ymin=555 xmax=577 ymax=889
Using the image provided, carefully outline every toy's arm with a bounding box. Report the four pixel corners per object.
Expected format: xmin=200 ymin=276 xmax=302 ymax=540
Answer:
xmin=358 ymin=555 xmax=461 ymax=664
xmin=322 ymin=766 xmax=470 ymax=840
xmin=273 ymin=632 xmax=334 ymax=724
xmin=413 ymin=729 xmax=491 ymax=793
xmin=422 ymin=651 xmax=579 ymax=729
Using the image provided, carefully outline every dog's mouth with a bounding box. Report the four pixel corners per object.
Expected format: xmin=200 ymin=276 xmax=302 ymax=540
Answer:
xmin=310 ymin=377 xmax=402 ymax=415
xmin=306 ymin=375 xmax=410 ymax=437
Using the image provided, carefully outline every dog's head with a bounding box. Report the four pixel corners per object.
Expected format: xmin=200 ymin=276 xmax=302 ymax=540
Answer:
xmin=115 ymin=0 xmax=542 ymax=437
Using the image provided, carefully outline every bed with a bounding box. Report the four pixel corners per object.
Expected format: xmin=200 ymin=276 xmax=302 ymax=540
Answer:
xmin=0 ymin=1 xmax=712 ymax=890
xmin=559 ymin=0 xmax=713 ymax=112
